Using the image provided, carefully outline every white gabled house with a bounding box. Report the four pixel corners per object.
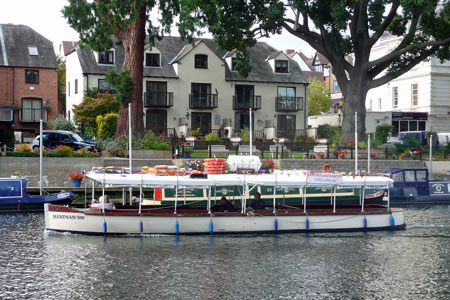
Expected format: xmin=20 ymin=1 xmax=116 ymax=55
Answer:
xmin=366 ymin=33 xmax=450 ymax=134
xmin=65 ymin=37 xmax=309 ymax=140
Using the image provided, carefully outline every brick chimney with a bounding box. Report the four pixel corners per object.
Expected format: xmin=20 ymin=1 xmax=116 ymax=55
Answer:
xmin=285 ymin=49 xmax=295 ymax=55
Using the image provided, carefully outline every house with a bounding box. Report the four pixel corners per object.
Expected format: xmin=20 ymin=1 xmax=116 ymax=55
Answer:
xmin=0 ymin=24 xmax=59 ymax=144
xmin=366 ymin=33 xmax=450 ymax=134
xmin=66 ymin=37 xmax=309 ymax=140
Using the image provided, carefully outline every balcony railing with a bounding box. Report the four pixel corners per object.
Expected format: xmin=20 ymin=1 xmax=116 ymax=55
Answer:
xmin=189 ymin=94 xmax=218 ymax=109
xmin=233 ymin=95 xmax=261 ymax=110
xmin=98 ymin=88 xmax=116 ymax=94
xmin=19 ymin=109 xmax=47 ymax=122
xmin=275 ymin=97 xmax=303 ymax=112
xmin=276 ymin=129 xmax=305 ymax=139
xmin=144 ymin=92 xmax=174 ymax=108
xmin=149 ymin=128 xmax=176 ymax=137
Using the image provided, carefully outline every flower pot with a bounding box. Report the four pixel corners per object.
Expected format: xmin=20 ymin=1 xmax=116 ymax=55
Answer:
xmin=73 ymin=180 xmax=82 ymax=187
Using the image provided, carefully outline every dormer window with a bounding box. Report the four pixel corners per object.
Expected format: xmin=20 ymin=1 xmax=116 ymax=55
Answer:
xmin=146 ymin=53 xmax=160 ymax=67
xmin=99 ymin=50 xmax=114 ymax=64
xmin=231 ymin=58 xmax=238 ymax=71
xmin=28 ymin=46 xmax=38 ymax=56
xmin=195 ymin=54 xmax=208 ymax=69
xmin=275 ymin=60 xmax=288 ymax=73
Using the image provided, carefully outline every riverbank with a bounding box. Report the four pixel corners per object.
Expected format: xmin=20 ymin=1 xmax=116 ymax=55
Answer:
xmin=1 ymin=157 xmax=448 ymax=188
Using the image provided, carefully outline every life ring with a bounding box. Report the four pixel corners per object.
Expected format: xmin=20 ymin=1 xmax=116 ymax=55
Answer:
xmin=322 ymin=163 xmax=332 ymax=172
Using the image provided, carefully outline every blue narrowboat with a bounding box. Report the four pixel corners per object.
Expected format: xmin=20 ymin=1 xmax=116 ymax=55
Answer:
xmin=0 ymin=178 xmax=75 ymax=212
xmin=385 ymin=168 xmax=450 ymax=204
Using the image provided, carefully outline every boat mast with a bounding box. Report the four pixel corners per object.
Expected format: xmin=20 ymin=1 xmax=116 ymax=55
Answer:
xmin=249 ymin=107 xmax=252 ymax=156
xmin=355 ymin=111 xmax=358 ymax=174
xmin=129 ymin=103 xmax=133 ymax=204
xmin=39 ymin=119 xmax=43 ymax=195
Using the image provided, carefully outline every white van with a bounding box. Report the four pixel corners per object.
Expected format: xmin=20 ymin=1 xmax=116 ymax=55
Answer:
xmin=437 ymin=133 xmax=450 ymax=146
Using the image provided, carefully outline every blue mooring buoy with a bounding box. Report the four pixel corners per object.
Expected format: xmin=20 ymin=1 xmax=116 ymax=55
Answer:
xmin=209 ymin=220 xmax=214 ymax=235
xmin=103 ymin=220 xmax=107 ymax=233
xmin=390 ymin=215 xmax=395 ymax=227
xmin=274 ymin=218 xmax=278 ymax=231
xmin=175 ymin=220 xmax=179 ymax=235
xmin=139 ymin=220 xmax=143 ymax=233
xmin=305 ymin=218 xmax=310 ymax=230
xmin=363 ymin=216 xmax=368 ymax=229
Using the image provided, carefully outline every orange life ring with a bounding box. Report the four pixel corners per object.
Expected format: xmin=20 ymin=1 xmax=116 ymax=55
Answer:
xmin=322 ymin=163 xmax=332 ymax=172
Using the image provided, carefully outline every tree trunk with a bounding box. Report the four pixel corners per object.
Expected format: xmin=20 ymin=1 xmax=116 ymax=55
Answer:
xmin=341 ymin=81 xmax=369 ymax=145
xmin=114 ymin=3 xmax=146 ymax=140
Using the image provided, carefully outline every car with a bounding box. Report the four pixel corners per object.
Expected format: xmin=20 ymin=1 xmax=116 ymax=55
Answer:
xmin=32 ymin=130 xmax=99 ymax=152
xmin=387 ymin=136 xmax=407 ymax=145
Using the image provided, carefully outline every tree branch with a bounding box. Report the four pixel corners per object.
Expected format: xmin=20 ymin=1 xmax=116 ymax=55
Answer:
xmin=368 ymin=1 xmax=400 ymax=47
xmin=368 ymin=36 xmax=450 ymax=72
xmin=369 ymin=46 xmax=439 ymax=88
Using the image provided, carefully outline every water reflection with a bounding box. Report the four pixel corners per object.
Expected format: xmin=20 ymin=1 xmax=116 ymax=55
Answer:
xmin=0 ymin=207 xmax=450 ymax=299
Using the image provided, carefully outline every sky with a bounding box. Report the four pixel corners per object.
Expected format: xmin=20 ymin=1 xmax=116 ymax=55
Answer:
xmin=0 ymin=0 xmax=315 ymax=57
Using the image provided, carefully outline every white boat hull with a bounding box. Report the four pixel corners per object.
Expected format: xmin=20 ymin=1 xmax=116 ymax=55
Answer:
xmin=45 ymin=204 xmax=405 ymax=235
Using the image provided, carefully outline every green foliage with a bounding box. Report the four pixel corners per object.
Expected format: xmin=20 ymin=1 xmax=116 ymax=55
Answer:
xmin=57 ymin=55 xmax=66 ymax=104
xmin=205 ymin=133 xmax=220 ymax=142
xmin=358 ymin=141 xmax=368 ymax=149
xmin=241 ymin=127 xmax=250 ymax=143
xmin=190 ymin=129 xmax=202 ymax=137
xmin=379 ymin=143 xmax=397 ymax=155
xmin=105 ymin=70 xmax=135 ymax=106
xmin=96 ymin=113 xmax=118 ymax=139
xmin=48 ymin=114 xmax=75 ymax=131
xmin=308 ymin=78 xmax=330 ymax=116
xmin=293 ymin=136 xmax=304 ymax=143
xmin=138 ymin=130 xmax=171 ymax=151
xmin=73 ymin=93 xmax=120 ymax=137
xmin=375 ymin=124 xmax=394 ymax=145
xmin=317 ymin=124 xmax=341 ymax=144
xmin=84 ymin=88 xmax=99 ymax=98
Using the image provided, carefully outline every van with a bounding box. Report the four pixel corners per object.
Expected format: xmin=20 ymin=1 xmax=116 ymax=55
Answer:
xmin=437 ymin=133 xmax=450 ymax=146
xmin=31 ymin=130 xmax=98 ymax=152
xmin=398 ymin=131 xmax=428 ymax=146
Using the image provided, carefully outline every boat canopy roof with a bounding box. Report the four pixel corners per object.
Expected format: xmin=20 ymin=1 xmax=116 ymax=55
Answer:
xmin=86 ymin=170 xmax=393 ymax=188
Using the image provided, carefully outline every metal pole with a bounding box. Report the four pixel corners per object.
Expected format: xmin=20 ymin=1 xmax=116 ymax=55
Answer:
xmin=249 ymin=107 xmax=253 ymax=156
xmin=368 ymin=134 xmax=371 ymax=173
xmin=355 ymin=111 xmax=358 ymax=174
xmin=39 ymin=119 xmax=43 ymax=195
xmin=429 ymin=135 xmax=433 ymax=180
xmin=129 ymin=103 xmax=132 ymax=174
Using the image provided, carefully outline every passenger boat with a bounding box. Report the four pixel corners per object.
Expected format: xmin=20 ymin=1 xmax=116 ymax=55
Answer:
xmin=0 ymin=177 xmax=75 ymax=212
xmin=385 ymin=168 xmax=450 ymax=205
xmin=44 ymin=169 xmax=405 ymax=235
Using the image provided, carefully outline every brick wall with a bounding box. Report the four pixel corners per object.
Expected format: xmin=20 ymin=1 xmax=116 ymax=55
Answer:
xmin=0 ymin=66 xmax=58 ymax=134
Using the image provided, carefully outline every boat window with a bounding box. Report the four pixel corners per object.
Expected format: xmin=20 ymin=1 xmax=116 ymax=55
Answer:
xmin=416 ymin=170 xmax=427 ymax=182
xmin=404 ymin=170 xmax=415 ymax=182
xmin=392 ymin=172 xmax=404 ymax=182
xmin=0 ymin=180 xmax=21 ymax=197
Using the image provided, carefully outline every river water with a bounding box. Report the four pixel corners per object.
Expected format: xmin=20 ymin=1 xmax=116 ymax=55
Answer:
xmin=1 ymin=206 xmax=449 ymax=300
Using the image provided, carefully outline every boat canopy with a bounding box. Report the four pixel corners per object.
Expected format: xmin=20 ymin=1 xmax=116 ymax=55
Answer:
xmin=86 ymin=170 xmax=393 ymax=189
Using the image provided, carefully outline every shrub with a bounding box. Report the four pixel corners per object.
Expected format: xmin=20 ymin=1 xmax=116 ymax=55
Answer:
xmin=293 ymin=136 xmax=304 ymax=143
xmin=375 ymin=124 xmax=393 ymax=145
xmin=14 ymin=144 xmax=32 ymax=152
xmin=358 ymin=141 xmax=368 ymax=149
xmin=48 ymin=114 xmax=75 ymax=131
xmin=317 ymin=124 xmax=341 ymax=143
xmin=56 ymin=145 xmax=75 ymax=153
xmin=6 ymin=151 xmax=38 ymax=157
xmin=205 ymin=133 xmax=220 ymax=142
xmin=97 ymin=112 xmax=118 ymax=139
xmin=379 ymin=143 xmax=397 ymax=155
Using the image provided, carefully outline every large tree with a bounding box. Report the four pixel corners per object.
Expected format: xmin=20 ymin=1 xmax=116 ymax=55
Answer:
xmin=179 ymin=0 xmax=450 ymax=143
xmin=63 ymin=0 xmax=179 ymax=139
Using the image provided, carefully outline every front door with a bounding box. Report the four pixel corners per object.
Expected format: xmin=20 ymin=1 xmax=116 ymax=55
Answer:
xmin=146 ymin=110 xmax=167 ymax=135
xmin=277 ymin=114 xmax=296 ymax=137
xmin=191 ymin=112 xmax=211 ymax=134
